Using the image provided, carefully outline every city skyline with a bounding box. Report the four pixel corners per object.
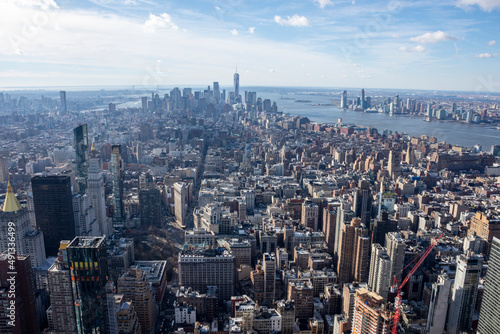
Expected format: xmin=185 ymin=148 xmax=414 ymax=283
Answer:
xmin=1 ymin=0 xmax=500 ymax=91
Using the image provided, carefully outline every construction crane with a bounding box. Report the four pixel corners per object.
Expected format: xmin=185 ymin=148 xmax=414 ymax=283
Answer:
xmin=391 ymin=233 xmax=444 ymax=334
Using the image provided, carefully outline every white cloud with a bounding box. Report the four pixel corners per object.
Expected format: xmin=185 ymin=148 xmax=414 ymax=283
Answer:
xmin=269 ymin=69 xmax=275 ymax=73
xmin=409 ymin=31 xmax=457 ymax=44
xmin=313 ymin=0 xmax=334 ymax=8
xmin=16 ymin=0 xmax=58 ymax=9
xmin=475 ymin=53 xmax=496 ymax=58
xmin=457 ymin=0 xmax=500 ymax=12
xmin=274 ymin=14 xmax=310 ymax=27
xmin=144 ymin=13 xmax=178 ymax=33
xmin=231 ymin=29 xmax=238 ymax=36
xmin=489 ymin=40 xmax=496 ymax=46
xmin=399 ymin=45 xmax=426 ymax=52
xmin=248 ymin=27 xmax=255 ymax=34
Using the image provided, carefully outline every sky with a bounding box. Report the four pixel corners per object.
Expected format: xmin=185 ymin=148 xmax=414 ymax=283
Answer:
xmin=0 ymin=0 xmax=500 ymax=92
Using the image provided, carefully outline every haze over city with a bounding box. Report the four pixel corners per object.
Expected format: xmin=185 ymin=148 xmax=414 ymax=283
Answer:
xmin=1 ymin=0 xmax=500 ymax=91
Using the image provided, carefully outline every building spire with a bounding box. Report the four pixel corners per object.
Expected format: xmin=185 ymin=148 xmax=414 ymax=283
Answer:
xmin=2 ymin=181 xmax=22 ymax=212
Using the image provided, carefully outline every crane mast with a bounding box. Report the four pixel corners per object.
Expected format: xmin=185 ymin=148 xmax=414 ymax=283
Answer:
xmin=391 ymin=233 xmax=444 ymax=334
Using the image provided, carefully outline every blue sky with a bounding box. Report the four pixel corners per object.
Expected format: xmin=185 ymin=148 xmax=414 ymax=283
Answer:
xmin=0 ymin=0 xmax=499 ymax=91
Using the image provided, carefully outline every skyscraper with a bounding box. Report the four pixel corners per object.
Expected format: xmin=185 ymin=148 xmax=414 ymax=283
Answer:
xmin=60 ymin=91 xmax=67 ymax=114
xmin=263 ymin=253 xmax=276 ymax=305
xmin=213 ymin=81 xmax=220 ymax=102
xmin=0 ymin=254 xmax=40 ymax=334
xmin=234 ymin=69 xmax=240 ymax=103
xmin=337 ymin=218 xmax=370 ymax=283
xmin=388 ymin=150 xmax=402 ymax=181
xmin=117 ymin=266 xmax=155 ymax=333
xmin=87 ymin=154 xmax=112 ymax=235
xmin=351 ymin=288 xmax=393 ymax=334
xmin=67 ymin=236 xmax=109 ymax=333
xmin=386 ymin=232 xmax=405 ymax=284
xmin=360 ymin=89 xmax=365 ymax=109
xmin=32 ymin=175 xmax=76 ymax=257
xmin=174 ymin=182 xmax=188 ymax=227
xmin=340 ymin=90 xmax=347 ymax=109
xmin=353 ymin=179 xmax=372 ymax=226
xmin=426 ymin=273 xmax=452 ymax=334
xmin=46 ymin=240 xmax=78 ymax=333
xmin=0 ymin=183 xmax=46 ymax=267
xmin=477 ymin=237 xmax=500 ymax=334
xmin=74 ymin=124 xmax=89 ymax=194
xmin=368 ymin=243 xmax=392 ymax=301
xmin=111 ymin=145 xmax=124 ymax=227
xmin=0 ymin=154 xmax=8 ymax=182
xmin=447 ymin=253 xmax=482 ymax=333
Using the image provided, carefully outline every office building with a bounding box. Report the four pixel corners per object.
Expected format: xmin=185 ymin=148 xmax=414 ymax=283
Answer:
xmin=87 ymin=154 xmax=112 ymax=235
xmin=0 ymin=154 xmax=8 ymax=182
xmin=388 ymin=150 xmax=402 ymax=181
xmin=178 ymin=246 xmax=234 ymax=302
xmin=340 ymin=90 xmax=347 ymax=109
xmin=368 ymin=244 xmax=392 ymax=301
xmin=139 ymin=187 xmax=161 ymax=226
xmin=477 ymin=237 xmax=500 ymax=334
xmin=67 ymin=236 xmax=109 ymax=333
xmin=351 ymin=288 xmax=393 ymax=334
xmin=74 ymin=124 xmax=89 ymax=194
xmin=117 ymin=266 xmax=155 ymax=333
xmin=426 ymin=274 xmax=452 ymax=334
xmin=111 ymin=145 xmax=124 ymax=227
xmin=213 ymin=81 xmax=220 ymax=102
xmin=32 ymin=175 xmax=76 ymax=257
xmin=115 ymin=297 xmax=142 ymax=334
xmin=385 ymin=232 xmax=405 ymax=284
xmin=234 ymin=69 xmax=240 ymax=103
xmin=60 ymin=91 xmax=67 ymax=114
xmin=73 ymin=193 xmax=100 ymax=236
xmin=46 ymin=241 xmax=78 ymax=333
xmin=263 ymin=253 xmax=275 ymax=305
xmin=0 ymin=254 xmax=40 ymax=334
xmin=353 ymin=179 xmax=372 ymax=226
xmin=174 ymin=182 xmax=188 ymax=227
xmin=447 ymin=253 xmax=482 ymax=333
xmin=0 ymin=182 xmax=46 ymax=267
xmin=302 ymin=200 xmax=319 ymax=231
xmin=277 ymin=300 xmax=295 ymax=334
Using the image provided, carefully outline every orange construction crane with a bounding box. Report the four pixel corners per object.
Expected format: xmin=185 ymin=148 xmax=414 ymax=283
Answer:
xmin=391 ymin=233 xmax=444 ymax=334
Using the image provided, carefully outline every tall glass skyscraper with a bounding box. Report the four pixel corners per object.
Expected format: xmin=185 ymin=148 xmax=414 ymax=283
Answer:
xmin=477 ymin=237 xmax=500 ymax=334
xmin=111 ymin=144 xmax=124 ymax=227
xmin=74 ymin=124 xmax=89 ymax=194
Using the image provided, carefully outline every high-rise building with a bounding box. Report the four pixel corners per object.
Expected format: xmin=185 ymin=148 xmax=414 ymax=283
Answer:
xmin=467 ymin=211 xmax=500 ymax=255
xmin=139 ymin=187 xmax=161 ymax=227
xmin=32 ymin=175 xmax=76 ymax=257
xmin=340 ymin=90 xmax=347 ymax=109
xmin=234 ymin=69 xmax=240 ymax=103
xmin=67 ymin=236 xmax=109 ymax=333
xmin=477 ymin=237 xmax=500 ymax=334
xmin=74 ymin=124 xmax=89 ymax=194
xmin=111 ymin=145 xmax=124 ymax=227
xmin=337 ymin=218 xmax=370 ymax=283
xmin=46 ymin=240 xmax=78 ymax=333
xmin=360 ymin=89 xmax=365 ymax=109
xmin=213 ymin=81 xmax=220 ymax=102
xmin=87 ymin=154 xmax=112 ymax=235
xmin=425 ymin=273 xmax=452 ymax=334
xmin=0 ymin=254 xmax=40 ymax=334
xmin=287 ymin=280 xmax=314 ymax=319
xmin=0 ymin=154 xmax=8 ymax=182
xmin=0 ymin=183 xmax=46 ymax=267
xmin=385 ymin=232 xmax=405 ymax=284
xmin=353 ymin=179 xmax=372 ymax=226
xmin=117 ymin=266 xmax=155 ymax=333
xmin=388 ymin=150 xmax=402 ymax=180
xmin=276 ymin=300 xmax=295 ymax=334
xmin=334 ymin=200 xmax=354 ymax=266
xmin=262 ymin=253 xmax=275 ymax=305
xmin=302 ymin=200 xmax=319 ymax=231
xmin=60 ymin=91 xmax=67 ymax=114
xmin=174 ymin=182 xmax=188 ymax=227
xmin=178 ymin=246 xmax=234 ymax=302
xmin=141 ymin=96 xmax=148 ymax=113
xmin=368 ymin=243 xmax=392 ymax=301
xmin=447 ymin=253 xmax=482 ymax=333
xmin=351 ymin=288 xmax=393 ymax=334
xmin=73 ymin=193 xmax=100 ymax=236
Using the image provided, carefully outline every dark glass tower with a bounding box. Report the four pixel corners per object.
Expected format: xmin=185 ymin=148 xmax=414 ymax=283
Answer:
xmin=67 ymin=236 xmax=109 ymax=334
xmin=111 ymin=145 xmax=124 ymax=227
xmin=74 ymin=124 xmax=89 ymax=194
xmin=32 ymin=175 xmax=75 ymax=257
